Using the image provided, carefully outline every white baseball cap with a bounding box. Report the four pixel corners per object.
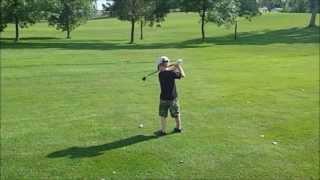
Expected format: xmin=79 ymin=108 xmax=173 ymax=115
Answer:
xmin=158 ymin=56 xmax=170 ymax=63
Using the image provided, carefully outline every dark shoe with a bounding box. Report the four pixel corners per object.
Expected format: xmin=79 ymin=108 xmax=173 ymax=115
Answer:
xmin=154 ymin=130 xmax=167 ymax=136
xmin=173 ymin=128 xmax=182 ymax=133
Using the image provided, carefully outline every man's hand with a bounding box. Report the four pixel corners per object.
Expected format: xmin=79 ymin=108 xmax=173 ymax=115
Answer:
xmin=176 ymin=64 xmax=186 ymax=78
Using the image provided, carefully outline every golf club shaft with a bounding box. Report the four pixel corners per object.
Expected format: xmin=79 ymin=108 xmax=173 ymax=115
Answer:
xmin=144 ymin=63 xmax=180 ymax=78
xmin=145 ymin=70 xmax=158 ymax=77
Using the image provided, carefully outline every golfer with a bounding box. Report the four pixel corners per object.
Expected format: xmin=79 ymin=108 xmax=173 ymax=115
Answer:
xmin=155 ymin=56 xmax=186 ymax=136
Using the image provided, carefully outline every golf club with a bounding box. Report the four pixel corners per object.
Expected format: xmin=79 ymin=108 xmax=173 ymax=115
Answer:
xmin=142 ymin=70 xmax=158 ymax=81
xmin=142 ymin=59 xmax=183 ymax=81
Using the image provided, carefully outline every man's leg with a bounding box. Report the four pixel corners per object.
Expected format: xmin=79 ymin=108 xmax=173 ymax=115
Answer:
xmin=170 ymin=99 xmax=182 ymax=131
xmin=159 ymin=100 xmax=169 ymax=134
xmin=174 ymin=114 xmax=182 ymax=130
xmin=160 ymin=116 xmax=167 ymax=132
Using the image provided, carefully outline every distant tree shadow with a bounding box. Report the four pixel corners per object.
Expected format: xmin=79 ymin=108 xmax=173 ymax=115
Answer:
xmin=0 ymin=40 xmax=205 ymax=50
xmin=47 ymin=135 xmax=158 ymax=159
xmin=184 ymin=27 xmax=320 ymax=45
xmin=0 ymin=37 xmax=61 ymax=41
xmin=2 ymin=60 xmax=152 ymax=69
xmin=1 ymin=27 xmax=318 ymax=51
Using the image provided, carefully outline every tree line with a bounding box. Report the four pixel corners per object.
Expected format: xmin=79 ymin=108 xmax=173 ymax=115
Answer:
xmin=1 ymin=0 xmax=93 ymax=41
xmin=0 ymin=0 xmax=318 ymax=43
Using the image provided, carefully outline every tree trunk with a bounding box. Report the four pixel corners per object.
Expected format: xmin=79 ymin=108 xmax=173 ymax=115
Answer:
xmin=201 ymin=8 xmax=206 ymax=41
xmin=13 ymin=0 xmax=19 ymax=42
xmin=65 ymin=2 xmax=71 ymax=39
xmin=309 ymin=13 xmax=316 ymax=27
xmin=140 ymin=19 xmax=143 ymax=40
xmin=234 ymin=21 xmax=238 ymax=40
xmin=67 ymin=29 xmax=71 ymax=39
xmin=308 ymin=0 xmax=318 ymax=27
xmin=130 ymin=18 xmax=135 ymax=44
xmin=14 ymin=15 xmax=19 ymax=42
xmin=66 ymin=16 xmax=71 ymax=39
xmin=66 ymin=22 xmax=71 ymax=39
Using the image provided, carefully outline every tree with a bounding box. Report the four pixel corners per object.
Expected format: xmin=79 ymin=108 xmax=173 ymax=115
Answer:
xmin=180 ymin=0 xmax=215 ymax=41
xmin=112 ymin=0 xmax=145 ymax=43
xmin=166 ymin=0 xmax=180 ymax=10
xmin=233 ymin=0 xmax=260 ymax=40
xmin=48 ymin=0 xmax=91 ymax=39
xmin=140 ymin=0 xmax=170 ymax=40
xmin=207 ymin=0 xmax=239 ymax=40
xmin=138 ymin=0 xmax=148 ymax=40
xmin=1 ymin=0 xmax=42 ymax=41
xmin=146 ymin=0 xmax=170 ymax=26
xmin=0 ymin=1 xmax=9 ymax=32
xmin=284 ymin=0 xmax=308 ymax=12
xmin=308 ymin=0 xmax=319 ymax=27
xmin=256 ymin=0 xmax=284 ymax=10
xmin=180 ymin=0 xmax=238 ymax=41
xmin=102 ymin=0 xmax=114 ymax=16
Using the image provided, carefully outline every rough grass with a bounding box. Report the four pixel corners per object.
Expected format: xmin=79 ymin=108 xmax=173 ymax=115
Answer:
xmin=1 ymin=12 xmax=319 ymax=179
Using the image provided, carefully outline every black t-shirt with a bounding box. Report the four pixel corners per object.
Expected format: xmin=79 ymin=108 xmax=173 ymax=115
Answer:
xmin=158 ymin=70 xmax=181 ymax=100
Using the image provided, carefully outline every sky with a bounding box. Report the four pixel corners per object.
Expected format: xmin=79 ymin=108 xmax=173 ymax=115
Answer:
xmin=95 ymin=0 xmax=112 ymax=10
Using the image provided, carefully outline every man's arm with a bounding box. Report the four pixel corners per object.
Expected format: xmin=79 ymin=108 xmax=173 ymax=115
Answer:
xmin=176 ymin=64 xmax=185 ymax=78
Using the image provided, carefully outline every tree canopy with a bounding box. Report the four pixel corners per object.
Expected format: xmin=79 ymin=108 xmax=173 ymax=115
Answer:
xmin=112 ymin=0 xmax=145 ymax=43
xmin=1 ymin=0 xmax=43 ymax=41
xmin=47 ymin=0 xmax=92 ymax=39
xmin=180 ymin=0 xmax=239 ymax=41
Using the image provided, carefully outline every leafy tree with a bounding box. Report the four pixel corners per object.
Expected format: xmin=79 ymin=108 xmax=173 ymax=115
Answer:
xmin=166 ymin=0 xmax=180 ymax=10
xmin=145 ymin=0 xmax=170 ymax=26
xmin=284 ymin=0 xmax=308 ymax=12
xmin=180 ymin=0 xmax=215 ymax=41
xmin=1 ymin=0 xmax=42 ymax=41
xmin=139 ymin=0 xmax=170 ymax=40
xmin=308 ymin=0 xmax=319 ymax=27
xmin=0 ymin=1 xmax=9 ymax=32
xmin=207 ymin=0 xmax=239 ymax=40
xmin=112 ymin=0 xmax=145 ymax=43
xmin=137 ymin=0 xmax=148 ymax=40
xmin=233 ymin=0 xmax=260 ymax=40
xmin=48 ymin=0 xmax=92 ymax=39
xmin=256 ymin=0 xmax=285 ymax=10
xmin=102 ymin=0 xmax=114 ymax=16
xmin=208 ymin=0 xmax=239 ymax=25
xmin=180 ymin=0 xmax=239 ymax=41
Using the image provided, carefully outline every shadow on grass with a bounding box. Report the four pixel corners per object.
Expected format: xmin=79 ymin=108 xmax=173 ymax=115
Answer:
xmin=2 ymin=60 xmax=152 ymax=69
xmin=189 ymin=27 xmax=320 ymax=45
xmin=1 ymin=27 xmax=319 ymax=51
xmin=47 ymin=135 xmax=158 ymax=159
xmin=0 ymin=40 xmax=206 ymax=50
xmin=0 ymin=37 xmax=61 ymax=41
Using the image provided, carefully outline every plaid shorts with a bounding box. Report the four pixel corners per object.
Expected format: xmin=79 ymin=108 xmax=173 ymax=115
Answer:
xmin=159 ymin=99 xmax=180 ymax=118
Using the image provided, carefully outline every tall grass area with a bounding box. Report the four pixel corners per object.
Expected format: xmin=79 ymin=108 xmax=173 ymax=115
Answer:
xmin=1 ymin=13 xmax=319 ymax=179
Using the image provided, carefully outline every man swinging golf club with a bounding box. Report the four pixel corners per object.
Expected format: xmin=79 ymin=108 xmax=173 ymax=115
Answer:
xmin=154 ymin=56 xmax=186 ymax=136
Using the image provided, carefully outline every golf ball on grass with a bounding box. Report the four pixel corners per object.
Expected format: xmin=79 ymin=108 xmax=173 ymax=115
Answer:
xmin=139 ymin=124 xmax=144 ymax=128
xmin=272 ymin=141 xmax=278 ymax=145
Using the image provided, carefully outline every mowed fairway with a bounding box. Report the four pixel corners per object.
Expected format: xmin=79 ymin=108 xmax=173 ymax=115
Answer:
xmin=1 ymin=13 xmax=319 ymax=179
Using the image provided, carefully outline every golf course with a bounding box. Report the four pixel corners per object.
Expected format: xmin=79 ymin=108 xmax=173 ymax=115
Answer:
xmin=1 ymin=12 xmax=319 ymax=179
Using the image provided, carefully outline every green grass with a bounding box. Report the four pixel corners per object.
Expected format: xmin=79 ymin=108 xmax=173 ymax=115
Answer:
xmin=1 ymin=12 xmax=319 ymax=179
